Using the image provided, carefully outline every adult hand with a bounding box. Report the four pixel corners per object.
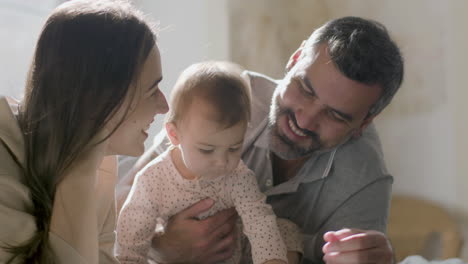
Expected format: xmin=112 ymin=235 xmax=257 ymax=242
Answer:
xmin=322 ymin=228 xmax=394 ymax=264
xmin=151 ymin=198 xmax=238 ymax=264
xmin=287 ymin=251 xmax=301 ymax=264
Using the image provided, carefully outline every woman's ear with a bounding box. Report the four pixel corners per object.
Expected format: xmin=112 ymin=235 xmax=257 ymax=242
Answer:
xmin=285 ymin=40 xmax=306 ymax=72
xmin=165 ymin=122 xmax=180 ymax=145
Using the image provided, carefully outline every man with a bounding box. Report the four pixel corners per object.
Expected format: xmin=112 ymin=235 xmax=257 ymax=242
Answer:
xmin=117 ymin=16 xmax=403 ymax=263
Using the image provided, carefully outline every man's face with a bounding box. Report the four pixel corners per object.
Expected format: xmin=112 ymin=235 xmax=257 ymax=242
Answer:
xmin=268 ymin=44 xmax=382 ymax=160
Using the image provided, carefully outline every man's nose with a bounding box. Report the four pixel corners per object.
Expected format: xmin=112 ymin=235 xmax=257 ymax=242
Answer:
xmin=295 ymin=101 xmax=323 ymax=131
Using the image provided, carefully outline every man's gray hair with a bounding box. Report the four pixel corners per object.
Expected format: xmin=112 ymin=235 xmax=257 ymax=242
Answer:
xmin=303 ymin=16 xmax=404 ymax=117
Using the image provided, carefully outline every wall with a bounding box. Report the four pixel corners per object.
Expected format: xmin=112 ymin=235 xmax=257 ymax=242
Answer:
xmin=446 ymin=1 xmax=468 ymax=258
xmin=134 ymin=0 xmax=230 ymax=147
xmin=0 ymin=0 xmax=56 ymax=98
xmin=228 ymin=0 xmax=330 ymax=79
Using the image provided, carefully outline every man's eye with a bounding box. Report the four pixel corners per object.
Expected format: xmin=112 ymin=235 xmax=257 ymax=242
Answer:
xmin=300 ymin=87 xmax=314 ymax=97
xmin=297 ymin=79 xmax=315 ymax=97
xmin=199 ymin=149 xmax=213 ymax=154
xmin=328 ymin=110 xmax=346 ymax=122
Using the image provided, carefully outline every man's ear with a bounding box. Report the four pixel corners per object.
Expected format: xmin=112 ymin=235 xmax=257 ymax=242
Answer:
xmin=165 ymin=122 xmax=180 ymax=145
xmin=352 ymin=115 xmax=375 ymax=139
xmin=285 ymin=40 xmax=306 ymax=72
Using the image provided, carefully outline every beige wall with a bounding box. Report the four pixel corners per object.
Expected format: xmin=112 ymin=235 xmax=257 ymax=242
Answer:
xmin=447 ymin=2 xmax=468 ymax=257
xmin=448 ymin=0 xmax=468 ymax=214
xmin=0 ymin=0 xmax=56 ymax=98
xmin=228 ymin=0 xmax=330 ymax=79
xmin=135 ymin=0 xmax=230 ymax=147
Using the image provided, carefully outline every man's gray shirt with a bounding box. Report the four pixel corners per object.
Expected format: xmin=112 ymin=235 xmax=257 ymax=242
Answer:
xmin=123 ymin=71 xmax=393 ymax=263
xmin=239 ymin=71 xmax=393 ymax=263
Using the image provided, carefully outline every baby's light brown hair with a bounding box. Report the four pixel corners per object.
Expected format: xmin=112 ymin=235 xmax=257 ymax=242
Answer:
xmin=166 ymin=61 xmax=251 ymax=128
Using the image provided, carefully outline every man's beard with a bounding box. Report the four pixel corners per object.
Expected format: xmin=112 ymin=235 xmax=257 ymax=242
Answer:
xmin=267 ymin=95 xmax=323 ymax=160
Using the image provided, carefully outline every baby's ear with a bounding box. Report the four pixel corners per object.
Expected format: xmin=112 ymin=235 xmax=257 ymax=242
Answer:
xmin=165 ymin=122 xmax=180 ymax=145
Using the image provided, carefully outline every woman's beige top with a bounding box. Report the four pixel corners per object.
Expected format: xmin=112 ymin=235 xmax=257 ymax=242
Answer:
xmin=0 ymin=96 xmax=119 ymax=263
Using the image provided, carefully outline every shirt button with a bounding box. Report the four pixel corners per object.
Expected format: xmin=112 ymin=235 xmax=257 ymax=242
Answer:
xmin=265 ymin=179 xmax=272 ymax=187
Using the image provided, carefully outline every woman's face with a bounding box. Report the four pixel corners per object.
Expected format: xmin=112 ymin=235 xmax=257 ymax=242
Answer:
xmin=107 ymin=45 xmax=168 ymax=156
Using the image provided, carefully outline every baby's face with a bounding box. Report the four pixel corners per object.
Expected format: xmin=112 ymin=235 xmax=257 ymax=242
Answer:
xmin=176 ymin=99 xmax=247 ymax=179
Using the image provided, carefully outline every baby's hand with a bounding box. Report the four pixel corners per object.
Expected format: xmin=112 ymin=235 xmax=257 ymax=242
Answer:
xmin=263 ymin=260 xmax=288 ymax=264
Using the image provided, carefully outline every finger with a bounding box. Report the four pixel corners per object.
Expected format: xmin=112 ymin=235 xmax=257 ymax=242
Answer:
xmin=208 ymin=212 xmax=237 ymax=241
xmin=201 ymin=207 xmax=237 ymax=233
xmin=211 ymin=228 xmax=237 ymax=255
xmin=205 ymin=248 xmax=236 ymax=264
xmin=325 ymin=231 xmax=388 ymax=253
xmin=323 ymin=246 xmax=392 ymax=264
xmin=178 ymin=198 xmax=214 ymax=219
xmin=323 ymin=231 xmax=342 ymax=254
xmin=323 ymin=231 xmax=341 ymax=243
xmin=197 ymin=240 xmax=236 ymax=264
xmin=323 ymin=229 xmax=357 ymax=253
xmin=328 ymin=228 xmax=362 ymax=240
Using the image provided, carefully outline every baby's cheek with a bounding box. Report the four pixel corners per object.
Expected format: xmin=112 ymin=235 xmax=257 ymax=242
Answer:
xmin=183 ymin=152 xmax=201 ymax=171
xmin=228 ymin=158 xmax=240 ymax=172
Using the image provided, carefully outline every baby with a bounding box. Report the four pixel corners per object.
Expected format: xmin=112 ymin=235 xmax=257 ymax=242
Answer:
xmin=116 ymin=61 xmax=300 ymax=264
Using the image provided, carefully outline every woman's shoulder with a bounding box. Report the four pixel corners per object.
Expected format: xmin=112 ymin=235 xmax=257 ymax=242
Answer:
xmin=0 ymin=139 xmax=36 ymax=263
xmin=0 ymin=97 xmax=39 ymax=262
xmin=0 ymin=146 xmax=31 ymax=214
xmin=0 ymin=96 xmax=25 ymax=167
xmin=0 ymin=96 xmax=29 ymax=200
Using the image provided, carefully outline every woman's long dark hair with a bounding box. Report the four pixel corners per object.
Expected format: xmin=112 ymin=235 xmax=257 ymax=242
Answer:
xmin=5 ymin=1 xmax=156 ymax=262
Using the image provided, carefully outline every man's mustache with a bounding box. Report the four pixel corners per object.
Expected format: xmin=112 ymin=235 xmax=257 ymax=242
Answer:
xmin=280 ymin=108 xmax=321 ymax=143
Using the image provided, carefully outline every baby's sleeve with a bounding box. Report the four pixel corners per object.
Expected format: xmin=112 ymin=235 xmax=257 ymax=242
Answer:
xmin=115 ymin=163 xmax=162 ymax=264
xmin=230 ymin=165 xmax=287 ymax=264
xmin=276 ymin=218 xmax=303 ymax=255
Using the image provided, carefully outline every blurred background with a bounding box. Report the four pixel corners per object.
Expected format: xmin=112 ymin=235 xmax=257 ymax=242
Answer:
xmin=1 ymin=0 xmax=468 ymax=261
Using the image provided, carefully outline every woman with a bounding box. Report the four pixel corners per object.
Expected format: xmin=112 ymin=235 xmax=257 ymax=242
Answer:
xmin=0 ymin=0 xmax=168 ymax=263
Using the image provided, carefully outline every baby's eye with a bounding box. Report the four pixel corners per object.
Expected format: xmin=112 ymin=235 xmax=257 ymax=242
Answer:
xmin=228 ymin=147 xmax=240 ymax=153
xmin=198 ymin=149 xmax=214 ymax=154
